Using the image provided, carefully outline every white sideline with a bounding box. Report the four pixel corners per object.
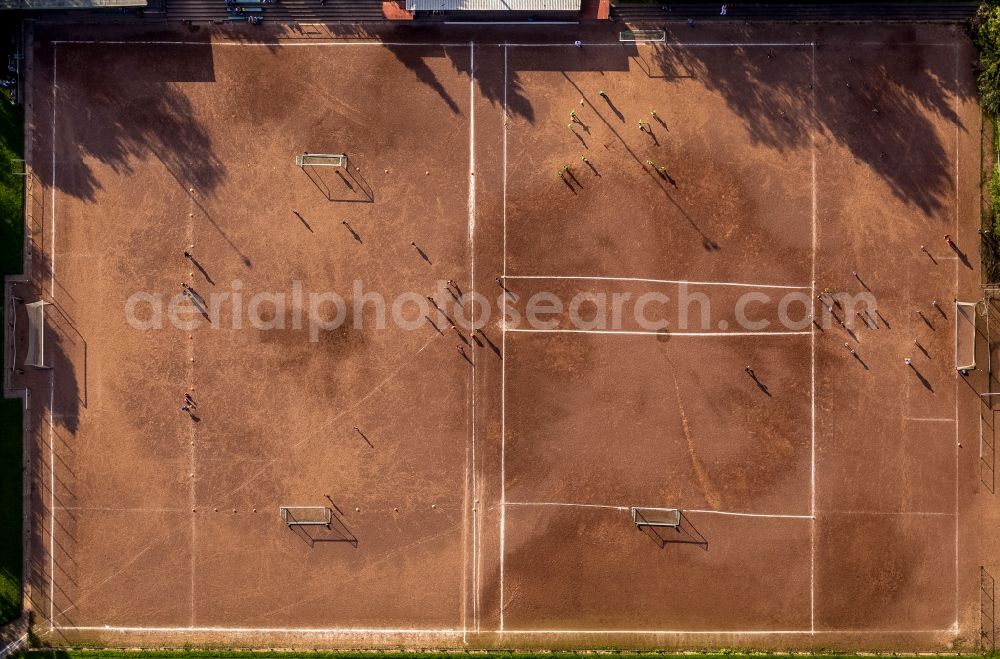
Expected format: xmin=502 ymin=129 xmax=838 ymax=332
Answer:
xmin=51 ymin=40 xmax=471 ymax=46
xmin=49 ymin=40 xmax=955 ymax=48
xmin=952 ymin=40 xmax=961 ymax=632
xmin=499 ymin=628 xmax=956 ymax=635
xmin=504 ymin=501 xmax=812 ymax=520
xmin=505 ymin=329 xmax=811 ymax=337
xmin=498 ymin=42 xmax=508 ymax=636
xmin=466 ymin=39 xmax=479 ymax=635
xmin=57 ymin=626 xmax=464 ymax=634
xmin=506 ymin=42 xmax=814 ymax=48
xmin=48 ymin=44 xmax=57 ymax=634
xmin=504 ymin=275 xmax=809 ymax=290
xmin=53 ymin=625 xmax=956 ymax=636
xmin=809 ymin=40 xmax=817 ymax=635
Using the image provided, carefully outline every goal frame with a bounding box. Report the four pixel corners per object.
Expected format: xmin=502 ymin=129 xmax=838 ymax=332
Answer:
xmin=24 ymin=300 xmax=51 ymax=370
xmin=295 ymin=153 xmax=348 ymax=168
xmin=619 ymin=30 xmax=666 ymax=43
xmin=956 ymin=300 xmax=981 ymax=372
xmin=631 ymin=506 xmax=681 ymax=528
xmin=279 ymin=506 xmax=332 ymax=527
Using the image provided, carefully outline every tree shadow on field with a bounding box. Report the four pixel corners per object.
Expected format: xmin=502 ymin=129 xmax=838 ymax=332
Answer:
xmin=12 ymin=252 xmax=85 ymax=631
xmin=649 ymin=28 xmax=969 ymax=215
xmin=385 ymin=41 xmax=535 ymax=123
xmin=41 ymin=40 xmax=226 ymax=203
xmin=386 ymin=44 xmax=463 ymax=115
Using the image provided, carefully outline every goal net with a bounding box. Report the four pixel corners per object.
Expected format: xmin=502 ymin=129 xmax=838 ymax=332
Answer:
xmin=619 ymin=30 xmax=666 ymax=43
xmin=956 ymin=300 xmax=981 ymax=372
xmin=295 ymin=153 xmax=348 ymax=168
xmin=280 ymin=506 xmax=332 ymax=527
xmin=24 ymin=300 xmax=50 ymax=369
xmin=631 ymin=507 xmax=681 ymax=528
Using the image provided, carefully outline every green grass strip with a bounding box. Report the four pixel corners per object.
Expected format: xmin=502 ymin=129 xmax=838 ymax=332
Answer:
xmin=0 ymin=83 xmax=25 ymax=627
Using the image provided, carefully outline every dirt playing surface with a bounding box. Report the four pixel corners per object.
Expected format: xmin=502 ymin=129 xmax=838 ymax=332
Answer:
xmin=13 ymin=20 xmax=991 ymax=651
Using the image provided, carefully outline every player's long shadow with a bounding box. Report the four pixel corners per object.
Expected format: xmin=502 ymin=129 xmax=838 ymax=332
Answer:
xmin=289 ymin=512 xmax=359 ymax=549
xmin=302 ymin=164 xmax=374 ymax=203
xmin=909 ymin=365 xmax=934 ymax=392
xmin=638 ymin=513 xmax=708 ymax=551
xmin=47 ymin=301 xmax=88 ymax=410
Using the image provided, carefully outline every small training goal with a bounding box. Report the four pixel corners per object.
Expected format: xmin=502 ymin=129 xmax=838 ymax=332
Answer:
xmin=631 ymin=507 xmax=681 ymax=528
xmin=24 ymin=300 xmax=50 ymax=369
xmin=279 ymin=506 xmax=332 ymax=527
xmin=295 ymin=153 xmax=348 ymax=168
xmin=619 ymin=30 xmax=666 ymax=43
xmin=956 ymin=300 xmax=982 ymax=372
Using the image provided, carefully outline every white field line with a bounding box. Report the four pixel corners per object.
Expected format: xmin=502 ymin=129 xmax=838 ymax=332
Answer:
xmin=503 ymin=501 xmax=812 ymax=519
xmin=498 ymin=628 xmax=956 ymax=635
xmin=54 ymin=506 xmax=188 ymax=513
xmin=51 ymin=40 xmax=471 ymax=46
xmin=446 ymin=21 xmax=577 ymax=25
xmin=48 ymin=44 xmax=57 ymax=633
xmin=504 ymin=275 xmax=809 ymax=290
xmin=952 ymin=39 xmax=961 ymax=632
xmin=48 ymin=373 xmax=54 ymax=633
xmin=50 ymin=40 xmax=956 ymax=48
xmin=466 ymin=39 xmax=479 ymax=635
xmin=505 ymin=329 xmax=810 ymax=337
xmin=55 ymin=625 xmax=956 ymax=636
xmin=809 ymin=39 xmax=817 ymax=636
xmin=498 ymin=42 xmax=508 ymax=637
xmin=187 ymin=184 xmax=197 ymax=627
xmin=506 ymin=42 xmax=815 ymax=48
xmin=57 ymin=626 xmax=465 ymax=634
xmin=819 ymin=510 xmax=954 ymax=517
xmin=905 ymin=416 xmax=958 ymax=423
xmin=50 ymin=45 xmax=56 ymax=299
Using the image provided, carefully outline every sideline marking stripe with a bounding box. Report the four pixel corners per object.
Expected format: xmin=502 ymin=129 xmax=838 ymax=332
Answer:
xmin=50 ymin=40 xmax=956 ymax=48
xmin=58 ymin=626 xmax=464 ymax=634
xmin=51 ymin=40 xmax=470 ymax=46
xmin=54 ymin=625 xmax=956 ymax=635
xmin=504 ymin=275 xmax=809 ymax=290
xmin=507 ymin=42 xmax=815 ymax=47
xmin=504 ymin=502 xmax=812 ymax=519
xmin=498 ymin=41 xmax=508 ymax=637
xmin=809 ymin=39 xmax=817 ymax=636
xmin=505 ymin=329 xmax=810 ymax=337
xmin=499 ymin=44 xmax=509 ymax=635
xmin=952 ymin=39 xmax=961 ymax=633
xmin=48 ymin=43 xmax=57 ymax=634
xmin=466 ymin=39 xmax=479 ymax=635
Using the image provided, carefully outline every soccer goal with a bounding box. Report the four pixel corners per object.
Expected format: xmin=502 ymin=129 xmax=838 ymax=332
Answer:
xmin=295 ymin=153 xmax=348 ymax=168
xmin=279 ymin=506 xmax=332 ymax=527
xmin=619 ymin=30 xmax=666 ymax=43
xmin=24 ymin=300 xmax=50 ymax=369
xmin=956 ymin=300 xmax=982 ymax=372
xmin=631 ymin=507 xmax=681 ymax=528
